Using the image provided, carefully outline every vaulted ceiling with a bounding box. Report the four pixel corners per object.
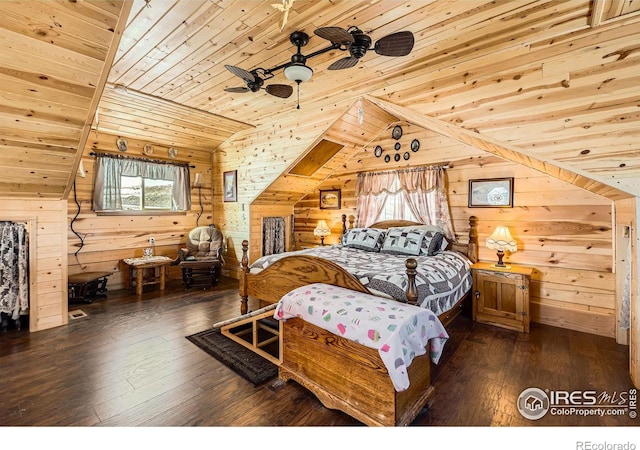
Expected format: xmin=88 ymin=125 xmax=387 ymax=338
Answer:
xmin=1 ymin=0 xmax=639 ymax=200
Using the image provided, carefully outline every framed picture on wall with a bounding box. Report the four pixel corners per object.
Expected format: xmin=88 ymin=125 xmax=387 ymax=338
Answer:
xmin=223 ymin=170 xmax=237 ymax=202
xmin=319 ymin=189 xmax=341 ymax=210
xmin=468 ymin=177 xmax=514 ymax=207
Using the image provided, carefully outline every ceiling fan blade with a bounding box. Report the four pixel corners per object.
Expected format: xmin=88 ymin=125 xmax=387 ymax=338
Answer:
xmin=224 ymin=86 xmax=250 ymax=93
xmin=328 ymin=56 xmax=359 ymax=70
xmin=266 ymin=84 xmax=293 ymax=98
xmin=224 ymin=65 xmax=255 ymax=82
xmin=314 ymin=26 xmax=354 ymax=44
xmin=374 ymin=31 xmax=414 ymax=57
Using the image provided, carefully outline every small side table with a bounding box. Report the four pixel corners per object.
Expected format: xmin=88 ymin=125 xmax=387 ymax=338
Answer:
xmin=471 ymin=262 xmax=533 ymax=332
xmin=122 ymin=256 xmax=173 ymax=296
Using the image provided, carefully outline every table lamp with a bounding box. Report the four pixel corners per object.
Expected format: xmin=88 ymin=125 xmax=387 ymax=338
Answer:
xmin=314 ymin=220 xmax=331 ymax=246
xmin=486 ymin=225 xmax=517 ymax=268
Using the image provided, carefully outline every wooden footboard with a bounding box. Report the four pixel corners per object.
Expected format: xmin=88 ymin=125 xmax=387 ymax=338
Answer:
xmin=279 ymin=317 xmax=434 ymax=426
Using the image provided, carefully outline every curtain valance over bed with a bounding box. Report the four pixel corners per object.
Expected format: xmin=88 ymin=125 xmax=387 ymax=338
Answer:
xmin=355 ymin=166 xmax=454 ymax=240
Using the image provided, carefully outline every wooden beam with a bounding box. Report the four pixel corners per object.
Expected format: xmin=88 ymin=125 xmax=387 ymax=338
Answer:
xmin=63 ymin=0 xmax=134 ymax=201
xmin=365 ymin=95 xmax=633 ymax=201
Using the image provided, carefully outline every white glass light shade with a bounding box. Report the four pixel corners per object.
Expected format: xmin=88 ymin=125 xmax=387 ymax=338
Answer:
xmin=284 ymin=63 xmax=313 ymax=83
xmin=486 ymin=226 xmax=517 ymax=252
xmin=313 ymin=220 xmax=331 ymax=237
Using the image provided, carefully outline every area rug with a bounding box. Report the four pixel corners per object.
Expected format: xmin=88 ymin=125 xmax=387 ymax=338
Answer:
xmin=186 ymin=327 xmax=278 ymax=386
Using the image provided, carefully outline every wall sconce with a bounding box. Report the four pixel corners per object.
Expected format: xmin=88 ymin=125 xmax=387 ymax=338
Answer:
xmin=486 ymin=225 xmax=517 ymax=268
xmin=314 ymin=220 xmax=331 ymax=246
xmin=193 ymin=172 xmax=203 ymax=187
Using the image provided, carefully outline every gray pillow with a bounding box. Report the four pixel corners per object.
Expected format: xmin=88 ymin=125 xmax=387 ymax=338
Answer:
xmin=342 ymin=228 xmax=386 ymax=252
xmin=380 ymin=228 xmax=427 ymax=256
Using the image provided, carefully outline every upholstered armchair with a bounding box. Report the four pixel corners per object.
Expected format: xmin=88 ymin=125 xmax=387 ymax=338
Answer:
xmin=175 ymin=225 xmax=225 ymax=289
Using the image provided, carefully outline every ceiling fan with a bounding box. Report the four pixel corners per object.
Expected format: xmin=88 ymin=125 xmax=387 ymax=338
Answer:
xmin=224 ymin=26 xmax=414 ymax=104
xmin=223 ymin=65 xmax=293 ymax=98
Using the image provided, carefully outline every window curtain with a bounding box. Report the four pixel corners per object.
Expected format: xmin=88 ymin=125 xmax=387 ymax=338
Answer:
xmin=355 ymin=166 xmax=455 ymax=240
xmin=93 ymin=153 xmax=191 ymax=211
xmin=263 ymin=217 xmax=286 ymax=256
xmin=0 ymin=222 xmax=29 ymax=320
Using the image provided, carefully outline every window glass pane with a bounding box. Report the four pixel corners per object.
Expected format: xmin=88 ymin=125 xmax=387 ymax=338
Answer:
xmin=376 ymin=191 xmax=418 ymax=222
xmin=121 ymin=176 xmax=142 ymax=210
xmin=144 ymin=178 xmax=173 ymax=209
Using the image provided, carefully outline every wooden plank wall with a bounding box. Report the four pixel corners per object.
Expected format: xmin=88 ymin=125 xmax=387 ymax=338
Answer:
xmin=294 ymin=124 xmax=616 ymax=338
xmin=68 ymin=132 xmax=214 ymax=289
xmin=0 ymin=199 xmax=68 ymax=331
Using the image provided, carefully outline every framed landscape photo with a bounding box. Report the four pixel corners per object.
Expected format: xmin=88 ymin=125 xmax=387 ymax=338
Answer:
xmin=468 ymin=177 xmax=514 ymax=208
xmin=223 ymin=170 xmax=237 ymax=202
xmin=319 ymin=189 xmax=341 ymax=210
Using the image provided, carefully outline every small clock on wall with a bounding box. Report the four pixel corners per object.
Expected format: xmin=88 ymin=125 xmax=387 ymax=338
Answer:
xmin=116 ymin=138 xmax=128 ymax=152
xmin=374 ymin=145 xmax=383 ymax=157
xmin=392 ymin=125 xmax=403 ymax=140
xmin=411 ymin=139 xmax=420 ymax=152
xmin=394 ymin=142 xmax=401 ymax=151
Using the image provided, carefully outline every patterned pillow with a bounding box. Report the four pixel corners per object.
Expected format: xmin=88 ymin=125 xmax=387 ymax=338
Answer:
xmin=390 ymin=225 xmax=449 ymax=254
xmin=380 ymin=228 xmax=427 ymax=256
xmin=342 ymin=228 xmax=387 ymax=252
xmin=419 ymin=230 xmax=444 ymax=256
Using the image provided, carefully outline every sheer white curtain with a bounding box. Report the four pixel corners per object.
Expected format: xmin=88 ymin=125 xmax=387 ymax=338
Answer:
xmin=93 ymin=153 xmax=191 ymax=211
xmin=355 ymin=166 xmax=455 ymax=240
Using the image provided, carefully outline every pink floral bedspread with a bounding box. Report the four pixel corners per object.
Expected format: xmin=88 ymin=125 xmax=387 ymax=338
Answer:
xmin=274 ymin=283 xmax=449 ymax=392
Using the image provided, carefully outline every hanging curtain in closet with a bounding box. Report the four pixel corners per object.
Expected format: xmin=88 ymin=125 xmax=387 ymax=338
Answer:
xmin=0 ymin=222 xmax=29 ymax=320
xmin=355 ymin=166 xmax=455 ymax=240
xmin=263 ymin=217 xmax=286 ymax=256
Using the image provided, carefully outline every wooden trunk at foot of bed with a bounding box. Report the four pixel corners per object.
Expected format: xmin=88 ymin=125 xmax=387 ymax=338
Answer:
xmin=279 ymin=317 xmax=434 ymax=427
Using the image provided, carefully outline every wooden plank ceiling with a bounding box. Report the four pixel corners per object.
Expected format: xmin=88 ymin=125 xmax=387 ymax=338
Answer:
xmin=1 ymin=0 xmax=640 ymax=200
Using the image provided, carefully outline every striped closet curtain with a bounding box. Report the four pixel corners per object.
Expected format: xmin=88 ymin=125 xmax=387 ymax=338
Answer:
xmin=263 ymin=217 xmax=286 ymax=256
xmin=0 ymin=222 xmax=29 ymax=321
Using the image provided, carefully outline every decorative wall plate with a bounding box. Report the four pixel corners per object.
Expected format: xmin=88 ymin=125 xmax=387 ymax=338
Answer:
xmin=392 ymin=125 xmax=403 ymax=140
xmin=168 ymin=147 xmax=178 ymax=159
xmin=143 ymin=144 xmax=154 ymax=155
xmin=411 ymin=139 xmax=420 ymax=152
xmin=394 ymin=153 xmax=401 ymax=162
xmin=374 ymin=145 xmax=383 ymax=157
xmin=404 ymin=152 xmax=410 ymax=160
xmin=116 ymin=138 xmax=128 ymax=152
xmin=394 ymin=142 xmax=401 ymax=151
xmin=384 ymin=154 xmax=391 ymax=163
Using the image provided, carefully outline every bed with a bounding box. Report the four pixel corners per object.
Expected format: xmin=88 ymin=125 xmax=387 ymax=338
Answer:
xmin=236 ymin=216 xmax=478 ymax=426
xmin=239 ymin=215 xmax=478 ymax=323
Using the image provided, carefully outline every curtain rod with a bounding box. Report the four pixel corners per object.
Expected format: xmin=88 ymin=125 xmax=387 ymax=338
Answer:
xmin=89 ymin=151 xmax=195 ymax=168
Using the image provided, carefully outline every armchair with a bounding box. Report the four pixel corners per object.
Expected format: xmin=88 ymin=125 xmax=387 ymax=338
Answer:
xmin=176 ymin=225 xmax=225 ymax=289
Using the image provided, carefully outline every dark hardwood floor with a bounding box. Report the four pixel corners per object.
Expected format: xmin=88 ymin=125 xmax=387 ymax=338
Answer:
xmin=0 ymin=277 xmax=636 ymax=432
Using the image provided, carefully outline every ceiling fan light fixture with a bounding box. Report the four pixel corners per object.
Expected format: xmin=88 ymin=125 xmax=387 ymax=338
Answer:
xmin=284 ymin=63 xmax=313 ymax=83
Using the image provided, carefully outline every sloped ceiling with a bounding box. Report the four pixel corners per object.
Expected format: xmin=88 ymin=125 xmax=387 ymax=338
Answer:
xmin=0 ymin=1 xmax=131 ymax=199
xmin=1 ymin=0 xmax=640 ymax=200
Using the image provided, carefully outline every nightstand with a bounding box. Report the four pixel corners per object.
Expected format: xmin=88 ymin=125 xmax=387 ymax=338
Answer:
xmin=471 ymin=262 xmax=533 ymax=333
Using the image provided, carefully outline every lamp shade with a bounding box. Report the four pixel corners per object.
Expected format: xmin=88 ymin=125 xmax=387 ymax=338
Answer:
xmin=486 ymin=226 xmax=517 ymax=252
xmin=313 ymin=220 xmax=331 ymax=237
xmin=284 ymin=63 xmax=313 ymax=83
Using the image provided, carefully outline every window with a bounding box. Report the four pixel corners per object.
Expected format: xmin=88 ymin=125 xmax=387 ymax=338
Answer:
xmin=93 ymin=153 xmax=190 ymax=213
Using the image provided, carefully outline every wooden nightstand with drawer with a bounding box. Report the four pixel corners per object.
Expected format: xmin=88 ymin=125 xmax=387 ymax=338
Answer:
xmin=471 ymin=262 xmax=534 ymax=333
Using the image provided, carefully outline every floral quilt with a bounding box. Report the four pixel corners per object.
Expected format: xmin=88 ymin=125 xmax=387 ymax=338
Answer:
xmin=251 ymin=245 xmax=472 ymax=315
xmin=274 ymin=283 xmax=449 ymax=392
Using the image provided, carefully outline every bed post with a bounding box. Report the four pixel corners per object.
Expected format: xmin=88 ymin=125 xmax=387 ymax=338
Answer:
xmin=341 ymin=214 xmax=347 ymax=235
xmin=468 ymin=216 xmax=478 ymax=263
xmin=240 ymin=239 xmax=250 ymax=315
xmin=405 ymin=258 xmax=418 ymax=305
